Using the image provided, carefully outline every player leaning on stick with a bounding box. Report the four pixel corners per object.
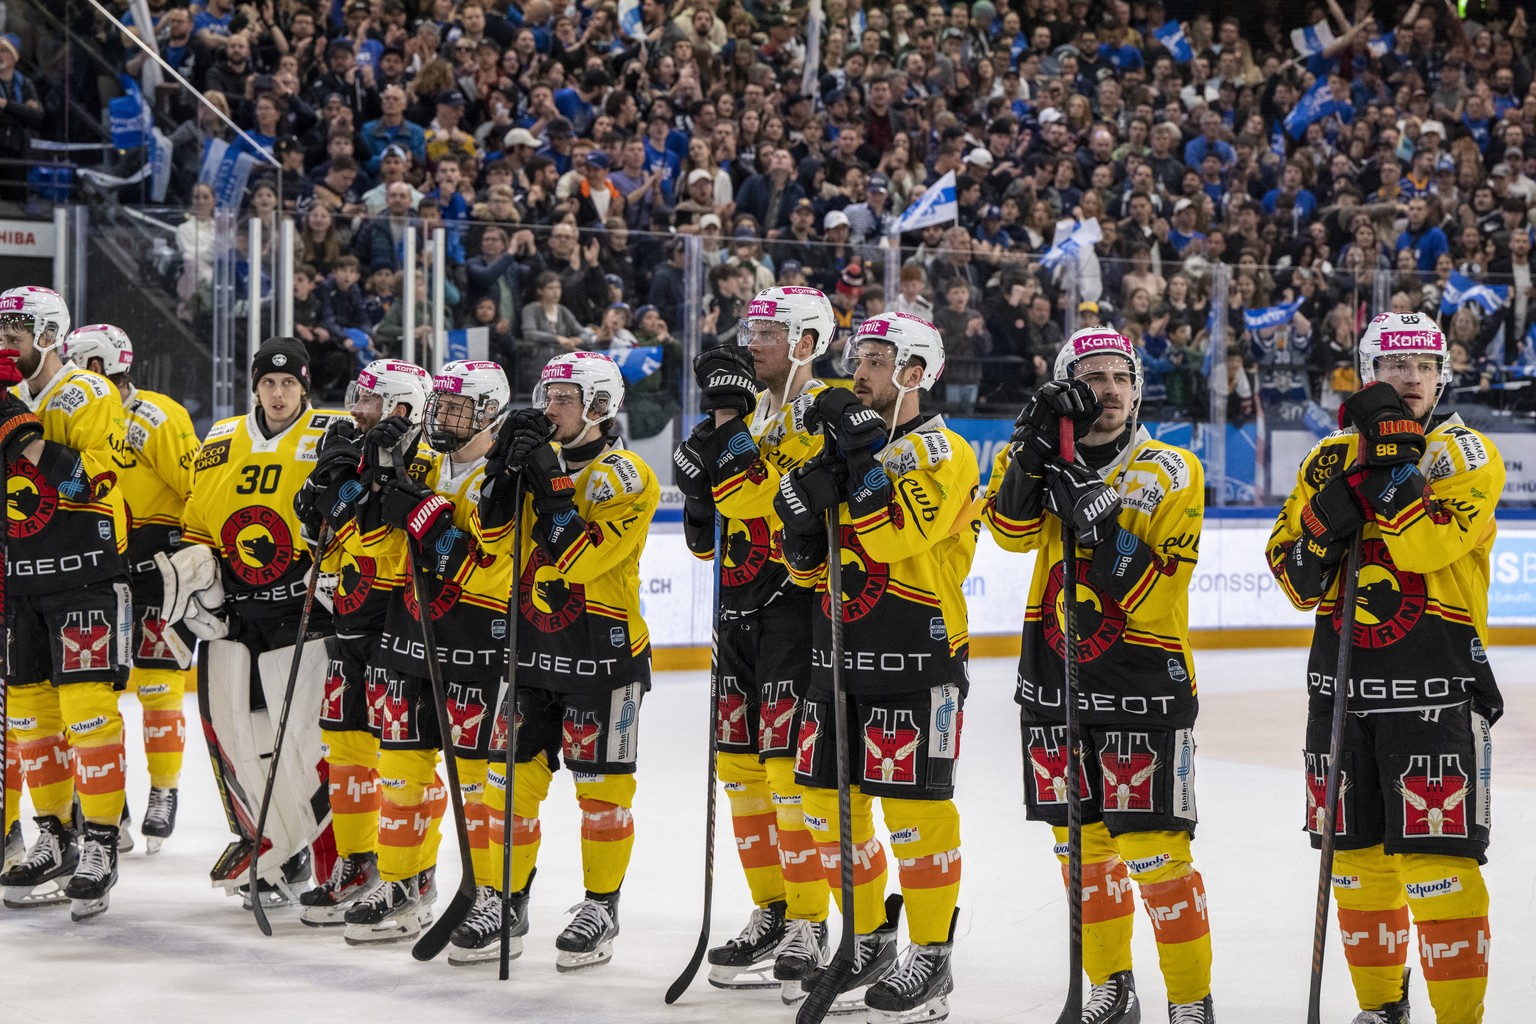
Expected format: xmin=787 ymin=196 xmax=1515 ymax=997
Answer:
xmin=474 ymin=351 xmax=659 ymax=971
xmin=672 ymin=286 xmax=836 ymax=993
xmin=772 ymin=312 xmax=978 ymax=1022
xmin=0 ymin=287 xmax=132 ymax=921
xmin=344 ymin=359 xmax=512 ymax=947
xmin=61 ymin=324 xmax=199 ymax=856
xmin=981 ymin=327 xmax=1215 ymax=1024
xmin=158 ymin=338 xmax=337 ymax=908
xmin=291 ymin=359 xmax=433 ymax=926
xmin=1268 ymin=312 xmax=1503 ymax=1024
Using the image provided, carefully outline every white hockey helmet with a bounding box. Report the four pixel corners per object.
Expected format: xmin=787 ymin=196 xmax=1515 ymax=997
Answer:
xmin=0 ymin=286 xmax=71 ymax=353
xmin=740 ymin=286 xmax=836 ymax=359
xmin=62 ymin=324 xmax=134 ymax=377
xmin=424 ymin=359 xmax=511 ymax=453
xmin=1055 ymin=327 xmax=1143 ymax=402
xmin=1357 ymin=311 xmax=1451 ymax=405
xmin=346 ymin=359 xmax=433 ymax=427
xmin=533 ymin=351 xmax=625 ymax=427
xmin=843 ymin=311 xmax=946 ymax=391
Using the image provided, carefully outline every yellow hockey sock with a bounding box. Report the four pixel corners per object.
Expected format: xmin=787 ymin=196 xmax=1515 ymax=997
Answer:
xmin=59 ymin=683 xmax=125 ymax=825
xmin=765 ymin=757 xmax=827 ymax=922
xmin=576 ymin=773 xmax=636 ymax=894
xmin=1054 ymin=823 xmax=1135 ymax=985
xmin=720 ymin=751 xmax=784 ymax=907
xmin=803 ymin=785 xmax=888 ymax=934
xmin=10 ymin=684 xmax=73 ymax=820
xmin=885 ymin=797 xmax=960 ymax=944
xmin=134 ymin=666 xmax=187 ymax=789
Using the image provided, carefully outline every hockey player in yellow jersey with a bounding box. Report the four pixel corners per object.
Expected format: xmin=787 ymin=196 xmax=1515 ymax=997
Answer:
xmin=474 ymin=351 xmax=659 ymax=970
xmin=291 ymin=359 xmax=433 ymax=927
xmin=982 ymin=327 xmax=1215 ymax=1024
xmin=672 ymin=286 xmax=837 ymax=993
xmin=60 ymin=324 xmax=199 ymax=856
xmin=343 ymin=359 xmax=513 ymax=947
xmin=1269 ymin=312 xmax=1503 ymax=1024
xmin=771 ymin=312 xmax=978 ymax=1022
xmin=157 ymin=337 xmax=337 ymax=908
xmin=0 ymin=286 xmax=133 ymax=921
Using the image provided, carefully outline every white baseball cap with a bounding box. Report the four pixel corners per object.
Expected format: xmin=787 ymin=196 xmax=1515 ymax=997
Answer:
xmin=824 ymin=210 xmax=850 ymax=230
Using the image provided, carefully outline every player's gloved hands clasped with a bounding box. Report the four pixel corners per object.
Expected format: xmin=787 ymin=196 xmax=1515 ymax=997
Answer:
xmin=1043 ymin=460 xmax=1121 ymax=548
xmin=378 ymin=475 xmax=453 ymax=551
xmin=774 ymin=450 xmax=847 ymax=535
xmin=488 ymin=408 xmax=554 ymax=481
xmin=0 ymin=391 xmax=41 ymax=465
xmin=673 ymin=418 xmax=715 ymax=502
xmin=803 ymin=387 xmax=865 ymax=448
xmin=0 ymin=347 xmax=23 ymax=388
xmin=694 ymin=345 xmax=759 ymax=416
xmin=1339 ymin=382 xmax=1426 ymax=468
xmin=1014 ymin=379 xmax=1102 ymax=460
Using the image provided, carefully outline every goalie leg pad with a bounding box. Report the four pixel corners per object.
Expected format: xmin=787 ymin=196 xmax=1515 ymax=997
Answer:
xmin=253 ymin=639 xmax=332 ymax=881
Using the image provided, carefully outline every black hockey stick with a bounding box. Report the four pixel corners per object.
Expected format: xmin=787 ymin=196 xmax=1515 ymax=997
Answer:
xmin=1307 ymin=528 xmax=1364 ymax=1024
xmin=497 ymin=475 xmax=526 ymax=982
xmin=664 ymin=511 xmax=724 ymax=1004
xmin=1053 ymin=417 xmax=1084 ymax=1024
xmin=251 ymin=523 xmax=332 ymax=936
xmin=796 ymin=509 xmax=854 ymax=1024
xmin=407 ymin=532 xmax=480 ymax=962
xmin=0 ymin=405 xmax=9 ymax=865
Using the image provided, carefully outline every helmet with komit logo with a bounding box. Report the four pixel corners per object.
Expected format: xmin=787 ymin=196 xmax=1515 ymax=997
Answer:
xmin=0 ymin=286 xmax=70 ymax=353
xmin=533 ymin=351 xmax=625 ymax=426
xmin=843 ymin=311 xmax=946 ymax=391
xmin=61 ymin=324 xmax=133 ymax=377
xmin=424 ymin=359 xmax=510 ymax=453
xmin=1054 ymin=327 xmax=1142 ymax=402
xmin=740 ymin=286 xmax=836 ymax=358
xmin=346 ymin=359 xmax=433 ymax=427
xmin=1356 ymin=311 xmax=1451 ymax=404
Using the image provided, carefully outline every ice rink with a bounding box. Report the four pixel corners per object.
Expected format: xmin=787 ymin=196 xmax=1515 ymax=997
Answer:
xmin=4 ymin=647 xmax=1534 ymax=1024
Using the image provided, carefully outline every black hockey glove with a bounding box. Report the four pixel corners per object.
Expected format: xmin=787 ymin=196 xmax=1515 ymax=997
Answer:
xmin=1339 ymin=383 xmax=1425 ymax=468
xmin=523 ymin=442 xmax=577 ymax=515
xmin=1348 ymin=462 xmax=1428 ymax=523
xmin=1044 ymin=460 xmax=1121 ymax=548
xmin=1013 ymin=379 xmax=1102 ymax=462
xmin=802 ymin=387 xmax=861 ymax=442
xmin=488 ymin=408 xmax=555 ymax=481
xmin=0 ymin=392 xmax=41 ymax=466
xmin=774 ymin=450 xmax=847 ymax=535
xmin=363 ymin=415 xmax=414 ymax=462
xmin=694 ymin=345 xmax=759 ymax=417
xmin=377 ymin=475 xmax=454 ymax=551
xmin=318 ymin=417 xmax=361 ymax=453
xmin=832 ymin=399 xmax=888 ymax=459
xmin=1302 ymin=473 xmax=1364 ymax=546
xmin=673 ymin=418 xmax=716 ymax=503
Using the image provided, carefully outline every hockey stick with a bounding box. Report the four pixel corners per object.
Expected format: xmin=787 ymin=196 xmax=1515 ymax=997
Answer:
xmin=1053 ymin=417 xmax=1083 ymax=1024
xmin=250 ymin=523 xmax=332 ymax=936
xmin=0 ymin=404 xmax=9 ymax=867
xmin=796 ymin=509 xmax=854 ymax=1024
xmin=1306 ymin=528 xmax=1364 ymax=1024
xmin=497 ymin=475 xmax=526 ymax=982
xmin=664 ymin=511 xmax=724 ymax=1004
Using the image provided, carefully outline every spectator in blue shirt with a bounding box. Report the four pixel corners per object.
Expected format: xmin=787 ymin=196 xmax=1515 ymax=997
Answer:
xmin=360 ymin=84 xmax=427 ymax=173
xmin=553 ymin=69 xmax=609 ymax=138
xmin=1184 ymin=111 xmax=1235 ymax=170
xmin=1262 ymin=160 xmax=1318 ymax=219
xmin=1168 ymin=198 xmax=1207 ymax=254
xmin=1394 ymin=196 xmax=1450 ymax=273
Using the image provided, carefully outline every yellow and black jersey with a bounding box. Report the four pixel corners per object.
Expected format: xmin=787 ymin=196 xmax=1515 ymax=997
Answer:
xmin=182 ymin=407 xmax=344 ymax=606
xmin=982 ymin=429 xmax=1204 ymax=727
xmin=476 ymin=443 xmax=659 ymax=695
xmin=372 ymin=450 xmax=514 ymax=682
xmin=1268 ymin=417 xmax=1504 ymax=718
xmin=322 ymin=510 xmax=406 ymax=636
xmin=692 ymin=381 xmax=829 ymax=613
xmin=117 ymin=387 xmax=198 ymax=573
xmin=783 ymin=416 xmax=979 ymax=698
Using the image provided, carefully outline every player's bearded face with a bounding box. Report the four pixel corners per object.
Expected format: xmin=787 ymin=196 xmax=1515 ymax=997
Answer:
xmin=350 ymin=391 xmax=384 ymax=432
xmin=1073 ymin=354 xmax=1136 ymax=435
xmin=0 ymin=315 xmax=41 ymax=376
xmin=849 ymin=340 xmax=901 ymax=415
xmin=744 ymin=321 xmax=791 ymax=389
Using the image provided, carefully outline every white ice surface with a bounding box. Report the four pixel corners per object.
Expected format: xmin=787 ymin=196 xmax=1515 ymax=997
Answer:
xmin=5 ymin=647 xmax=1534 ymax=1023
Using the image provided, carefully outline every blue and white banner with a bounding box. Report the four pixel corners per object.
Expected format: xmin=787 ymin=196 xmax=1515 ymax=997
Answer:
xmin=609 ymin=344 xmax=664 ymax=384
xmin=198 ymin=136 xmax=259 ymax=209
xmin=1290 ymin=22 xmax=1336 ymax=57
xmin=1366 ymin=29 xmax=1394 ymax=58
xmin=802 ymin=0 xmax=824 ymax=99
xmin=1041 ymin=217 xmax=1102 ymax=272
xmin=1284 ymin=80 xmax=1344 ymax=139
xmin=618 ymin=0 xmax=643 ymax=39
xmin=1154 ymin=20 xmax=1193 ymax=64
xmin=1243 ymin=298 xmax=1304 ymax=332
xmin=894 ymin=170 xmax=957 ymax=233
xmin=445 ymin=325 xmax=489 ymax=363
xmin=109 ymin=76 xmax=150 ymax=151
xmin=1440 ymin=271 xmax=1508 ymax=316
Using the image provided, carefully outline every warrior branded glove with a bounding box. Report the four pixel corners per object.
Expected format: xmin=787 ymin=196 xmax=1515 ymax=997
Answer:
xmin=694 ymin=345 xmax=759 ymax=416
xmin=0 ymin=391 xmax=41 ymax=465
xmin=1348 ymin=462 xmax=1428 ymax=522
xmin=522 ymin=442 xmax=577 ymax=515
xmin=1302 ymin=473 xmax=1364 ymax=546
xmin=488 ymin=408 xmax=554 ymax=478
xmin=832 ymin=399 xmax=888 ymax=458
xmin=803 ymin=386 xmax=862 ymax=443
xmin=1014 ymin=379 xmax=1102 ymax=461
xmin=1044 ymin=460 xmax=1122 ymax=548
xmin=378 ymin=475 xmax=454 ymax=551
xmin=673 ymin=418 xmax=716 ymax=503
xmin=362 ymin=414 xmax=412 ymax=465
xmin=774 ymin=450 xmax=847 ymax=535
xmin=0 ymin=347 xmax=23 ymax=388
xmin=1339 ymin=383 xmax=1426 ymax=468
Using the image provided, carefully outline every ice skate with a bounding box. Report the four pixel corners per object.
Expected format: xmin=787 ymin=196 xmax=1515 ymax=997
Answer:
xmin=66 ymin=821 xmax=120 ymax=921
xmin=1 ymin=815 xmax=78 ymax=909
xmin=798 ymin=894 xmax=903 ymax=1016
xmin=299 ymin=852 xmax=379 ymax=926
xmin=1169 ymin=995 xmax=1215 ymax=1023
xmin=708 ymin=899 xmax=788 ymax=990
xmin=239 ymin=847 xmax=313 ymax=911
xmin=116 ymin=804 xmax=134 ymax=854
xmin=555 ymin=890 xmax=620 ymax=971
xmin=865 ymin=911 xmax=957 ymax=1023
xmin=343 ymin=877 xmax=423 ymax=945
xmin=448 ymin=872 xmax=533 ymax=967
xmin=141 ymin=787 xmax=177 ymax=855
xmin=415 ymin=865 xmax=437 ymax=919
xmin=3 ymin=819 xmax=22 ymax=872
xmin=776 ymin=917 xmax=830 ymax=1005
xmin=1082 ymin=970 xmax=1140 ymax=1024
xmin=1349 ymin=968 xmax=1409 ymax=1024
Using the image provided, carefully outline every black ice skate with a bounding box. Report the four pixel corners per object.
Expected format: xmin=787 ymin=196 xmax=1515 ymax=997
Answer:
xmin=116 ymin=804 xmax=135 ymax=855
xmin=141 ymin=787 xmax=178 ymax=855
xmin=1169 ymin=994 xmax=1215 ymax=1023
xmin=708 ymin=899 xmax=788 ymax=989
xmin=3 ymin=819 xmax=22 ymax=872
xmin=797 ymin=894 xmax=904 ymax=1016
xmin=239 ymin=847 xmax=313 ymax=911
xmin=343 ymin=876 xmax=426 ymax=945
xmin=1 ymin=815 xmax=78 ymax=909
xmin=865 ymin=910 xmax=958 ymax=1023
xmin=448 ymin=870 xmax=534 ymax=967
xmin=65 ymin=821 xmax=120 ymax=921
xmin=299 ymin=851 xmax=380 ymax=926
xmin=1082 ymin=970 xmax=1141 ymax=1024
xmin=1349 ymin=968 xmax=1410 ymax=1024
xmin=555 ymin=889 xmax=621 ymax=971
xmin=775 ymin=917 xmax=830 ymax=1006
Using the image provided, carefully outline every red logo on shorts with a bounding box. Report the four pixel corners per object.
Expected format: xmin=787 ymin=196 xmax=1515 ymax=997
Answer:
xmin=562 ymin=710 xmax=601 ymax=762
xmin=321 ymin=659 xmax=346 ymax=722
xmin=382 ymin=686 xmax=413 ymax=743
xmin=447 ymin=685 xmax=488 ymax=749
xmin=1098 ymin=731 xmax=1159 ymax=812
xmin=1398 ymin=754 xmax=1470 ymax=838
xmin=759 ymin=682 xmax=798 ymax=752
xmin=862 ymin=707 xmax=922 ymax=786
xmin=137 ymin=608 xmax=177 ymax=661
xmin=1026 ymin=725 xmax=1088 ymax=806
xmin=716 ymin=676 xmax=750 ymax=745
xmin=364 ymin=668 xmax=388 ymax=732
xmin=795 ymin=703 xmax=822 ymax=776
xmin=60 ymin=610 xmax=112 ymax=673
xmin=1304 ymin=752 xmax=1348 ymax=836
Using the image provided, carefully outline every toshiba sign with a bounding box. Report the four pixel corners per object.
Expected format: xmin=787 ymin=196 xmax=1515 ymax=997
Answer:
xmin=0 ymin=220 xmax=56 ymax=258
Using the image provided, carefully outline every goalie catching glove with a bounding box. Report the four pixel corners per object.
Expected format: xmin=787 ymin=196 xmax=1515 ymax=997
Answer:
xmin=154 ymin=544 xmax=230 ymax=640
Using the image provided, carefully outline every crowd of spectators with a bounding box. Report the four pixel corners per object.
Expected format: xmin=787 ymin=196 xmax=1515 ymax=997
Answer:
xmin=24 ymin=0 xmax=1536 ymax=428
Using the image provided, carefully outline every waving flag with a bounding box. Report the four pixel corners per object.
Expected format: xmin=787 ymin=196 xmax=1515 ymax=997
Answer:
xmin=109 ymin=76 xmax=151 ymax=151
xmin=894 ymin=171 xmax=957 ymax=233
xmin=1154 ymin=21 xmax=1194 ymax=64
xmin=1284 ymin=80 xmax=1345 ymax=139
xmin=1040 ymin=218 xmax=1102 ymax=272
xmin=1440 ymin=272 xmax=1508 ymax=316
xmin=609 ymin=345 xmax=664 ymax=384
xmin=618 ymin=0 xmax=643 ymax=39
xmin=1243 ymin=298 xmax=1305 ymax=333
xmin=1291 ymin=22 xmax=1336 ymax=57
xmin=1366 ymin=29 xmax=1394 ymax=58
